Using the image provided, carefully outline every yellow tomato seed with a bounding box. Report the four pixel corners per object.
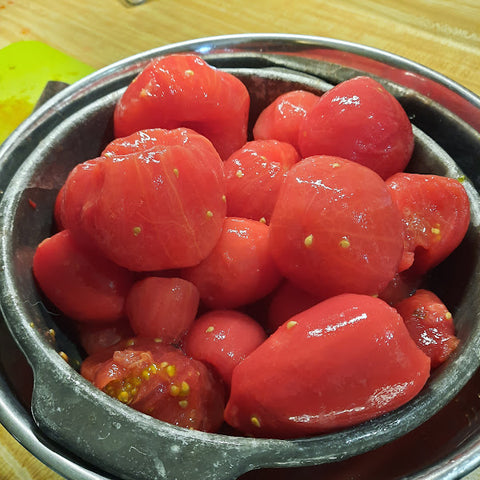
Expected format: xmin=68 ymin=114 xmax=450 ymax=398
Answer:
xmin=118 ymin=391 xmax=130 ymax=403
xmin=180 ymin=381 xmax=190 ymax=395
xmin=166 ymin=364 xmax=176 ymax=378
xmin=251 ymin=416 xmax=261 ymax=428
xmin=286 ymin=320 xmax=297 ymax=330
xmin=304 ymin=234 xmax=314 ymax=247
xmin=339 ymin=237 xmax=350 ymax=248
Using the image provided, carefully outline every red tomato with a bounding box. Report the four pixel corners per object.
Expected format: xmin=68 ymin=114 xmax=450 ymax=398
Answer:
xmin=224 ymin=294 xmax=430 ymax=438
xmin=386 ymin=173 xmax=470 ymax=275
xmin=253 ymin=90 xmax=321 ymax=151
xmin=267 ymin=280 xmax=320 ymax=333
xmin=181 ymin=217 xmax=282 ymax=309
xmin=77 ymin=318 xmax=134 ymax=355
xmin=395 ymin=289 xmax=459 ymax=368
xmin=33 ymin=230 xmax=134 ymax=323
xmin=224 ymin=140 xmax=299 ymax=224
xmin=182 ymin=310 xmax=267 ymax=386
xmin=60 ymin=128 xmax=226 ymax=272
xmin=298 ymin=76 xmax=414 ymax=179
xmin=269 ymin=156 xmax=404 ymax=299
xmin=81 ymin=338 xmax=225 ymax=432
xmin=125 ymin=277 xmax=199 ymax=343
xmin=113 ymin=54 xmax=250 ymax=160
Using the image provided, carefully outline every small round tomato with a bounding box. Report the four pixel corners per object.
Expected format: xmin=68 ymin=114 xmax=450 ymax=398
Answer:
xmin=182 ymin=310 xmax=266 ymax=386
xmin=33 ymin=229 xmax=134 ymax=323
xmin=253 ymin=90 xmax=321 ymax=151
xmin=395 ymin=289 xmax=460 ymax=368
xmin=113 ymin=54 xmax=250 ymax=160
xmin=224 ymin=140 xmax=299 ymax=224
xmin=81 ymin=338 xmax=225 ymax=432
xmin=60 ymin=128 xmax=226 ymax=272
xmin=125 ymin=277 xmax=199 ymax=343
xmin=298 ymin=76 xmax=414 ymax=179
xmin=386 ymin=172 xmax=470 ymax=275
xmin=181 ymin=217 xmax=282 ymax=309
xmin=269 ymin=156 xmax=404 ymax=299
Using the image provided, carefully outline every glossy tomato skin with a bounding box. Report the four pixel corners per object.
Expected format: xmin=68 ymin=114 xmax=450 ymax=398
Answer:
xmin=81 ymin=338 xmax=225 ymax=432
xmin=182 ymin=310 xmax=267 ymax=386
xmin=113 ymin=54 xmax=250 ymax=160
xmin=181 ymin=217 xmax=282 ymax=309
xmin=386 ymin=173 xmax=470 ymax=275
xmin=269 ymin=155 xmax=404 ymax=299
xmin=224 ymin=140 xmax=299 ymax=224
xmin=396 ymin=289 xmax=459 ymax=368
xmin=33 ymin=230 xmax=134 ymax=323
xmin=253 ymin=90 xmax=321 ymax=152
xmin=125 ymin=276 xmax=200 ymax=343
xmin=60 ymin=128 xmax=226 ymax=272
xmin=298 ymin=76 xmax=414 ymax=179
xmin=224 ymin=294 xmax=430 ymax=439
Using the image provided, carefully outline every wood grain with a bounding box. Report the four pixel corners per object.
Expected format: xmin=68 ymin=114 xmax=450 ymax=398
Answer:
xmin=0 ymin=0 xmax=479 ymax=478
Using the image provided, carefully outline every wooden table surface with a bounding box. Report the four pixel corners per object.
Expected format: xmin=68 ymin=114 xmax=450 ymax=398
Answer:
xmin=0 ymin=0 xmax=479 ymax=479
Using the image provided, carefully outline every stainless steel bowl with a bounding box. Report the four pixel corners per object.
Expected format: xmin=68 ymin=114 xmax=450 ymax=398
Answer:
xmin=0 ymin=34 xmax=480 ymax=480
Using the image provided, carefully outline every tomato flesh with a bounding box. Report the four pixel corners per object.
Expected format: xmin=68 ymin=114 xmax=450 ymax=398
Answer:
xmin=386 ymin=172 xmax=470 ymax=275
xmin=81 ymin=338 xmax=225 ymax=432
xmin=396 ymin=289 xmax=459 ymax=368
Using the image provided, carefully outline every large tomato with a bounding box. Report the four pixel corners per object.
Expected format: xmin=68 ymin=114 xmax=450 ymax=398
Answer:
xmin=113 ymin=54 xmax=250 ymax=160
xmin=269 ymin=155 xmax=404 ymax=299
xmin=224 ymin=294 xmax=430 ymax=438
xmin=298 ymin=76 xmax=414 ymax=179
xmin=59 ymin=128 xmax=226 ymax=272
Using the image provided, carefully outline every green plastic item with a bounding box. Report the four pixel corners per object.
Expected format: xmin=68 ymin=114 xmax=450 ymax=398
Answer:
xmin=0 ymin=40 xmax=95 ymax=143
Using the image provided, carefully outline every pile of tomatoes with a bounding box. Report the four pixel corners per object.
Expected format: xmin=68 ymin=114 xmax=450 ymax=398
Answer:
xmin=33 ymin=54 xmax=470 ymax=439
